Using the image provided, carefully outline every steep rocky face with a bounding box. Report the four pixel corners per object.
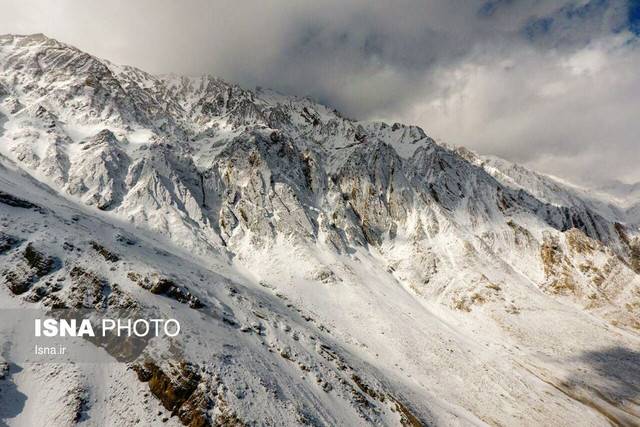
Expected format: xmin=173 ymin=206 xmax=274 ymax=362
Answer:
xmin=206 ymin=132 xmax=320 ymax=247
xmin=336 ymin=141 xmax=413 ymax=246
xmin=3 ymin=243 xmax=57 ymax=295
xmin=67 ymin=129 xmax=129 ymax=209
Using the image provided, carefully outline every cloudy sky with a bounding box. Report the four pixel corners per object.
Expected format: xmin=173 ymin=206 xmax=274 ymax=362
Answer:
xmin=1 ymin=0 xmax=639 ymax=186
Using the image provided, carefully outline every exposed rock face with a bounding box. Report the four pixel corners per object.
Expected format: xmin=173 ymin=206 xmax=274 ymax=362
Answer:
xmin=137 ymin=361 xmax=197 ymax=402
xmin=0 ymin=191 xmax=45 ymax=212
xmin=336 ymin=141 xmax=412 ymax=246
xmin=90 ymin=241 xmax=120 ymax=262
xmin=128 ymin=272 xmax=203 ymax=308
xmin=132 ymin=360 xmax=248 ymax=427
xmin=66 ymin=266 xmax=136 ymax=310
xmin=0 ymin=231 xmax=20 ymax=254
xmin=3 ymin=243 xmax=57 ymax=295
xmin=68 ymin=130 xmax=130 ymax=210
xmin=541 ymin=233 xmax=576 ymax=295
xmin=539 ymin=228 xmax=640 ymax=330
xmin=0 ymin=363 xmax=7 ymax=382
xmin=207 ymin=132 xmax=318 ymax=246
xmin=615 ymin=222 xmax=640 ymax=273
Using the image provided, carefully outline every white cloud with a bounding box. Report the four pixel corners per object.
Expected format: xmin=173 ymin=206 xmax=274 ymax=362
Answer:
xmin=401 ymin=34 xmax=640 ymax=184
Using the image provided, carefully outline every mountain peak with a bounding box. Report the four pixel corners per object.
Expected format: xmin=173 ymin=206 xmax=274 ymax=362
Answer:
xmin=0 ymin=32 xmax=64 ymax=48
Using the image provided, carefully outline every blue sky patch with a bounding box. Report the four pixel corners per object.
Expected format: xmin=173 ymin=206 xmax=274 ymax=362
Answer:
xmin=629 ymin=0 xmax=640 ymax=34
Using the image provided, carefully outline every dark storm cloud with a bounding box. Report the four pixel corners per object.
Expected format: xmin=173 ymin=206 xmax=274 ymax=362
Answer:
xmin=0 ymin=0 xmax=638 ymax=185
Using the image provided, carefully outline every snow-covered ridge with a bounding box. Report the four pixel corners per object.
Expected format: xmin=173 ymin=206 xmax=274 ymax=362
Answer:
xmin=454 ymin=146 xmax=639 ymax=225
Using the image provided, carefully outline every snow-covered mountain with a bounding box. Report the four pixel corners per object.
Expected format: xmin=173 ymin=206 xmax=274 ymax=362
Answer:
xmin=0 ymin=34 xmax=639 ymax=426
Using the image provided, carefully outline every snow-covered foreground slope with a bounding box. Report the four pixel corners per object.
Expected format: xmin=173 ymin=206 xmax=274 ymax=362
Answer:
xmin=0 ymin=156 xmax=424 ymax=426
xmin=1 ymin=34 xmax=639 ymax=426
